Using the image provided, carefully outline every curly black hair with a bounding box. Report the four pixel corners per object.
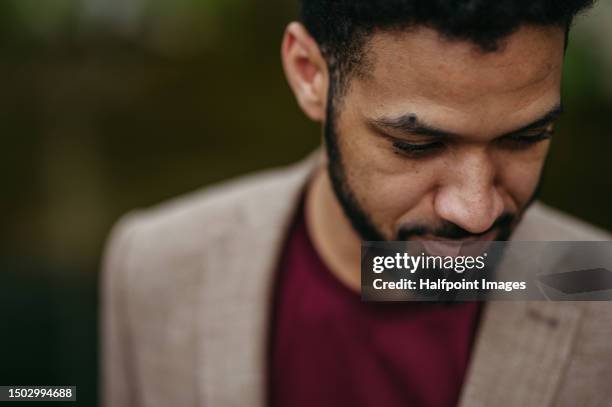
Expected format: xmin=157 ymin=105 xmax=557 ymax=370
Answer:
xmin=299 ymin=0 xmax=595 ymax=94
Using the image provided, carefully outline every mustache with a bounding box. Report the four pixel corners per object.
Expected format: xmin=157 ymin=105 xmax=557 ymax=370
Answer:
xmin=396 ymin=212 xmax=516 ymax=240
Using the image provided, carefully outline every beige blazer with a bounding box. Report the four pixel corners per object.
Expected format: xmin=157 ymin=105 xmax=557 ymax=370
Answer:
xmin=101 ymin=151 xmax=612 ymax=407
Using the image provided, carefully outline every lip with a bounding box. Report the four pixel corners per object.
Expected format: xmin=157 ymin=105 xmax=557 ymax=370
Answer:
xmin=412 ymin=229 xmax=498 ymax=257
xmin=419 ymin=241 xmax=464 ymax=257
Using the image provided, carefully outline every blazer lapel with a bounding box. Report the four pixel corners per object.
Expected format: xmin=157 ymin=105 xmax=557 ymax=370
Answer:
xmin=197 ymin=152 xmax=322 ymax=406
xmin=459 ymin=207 xmax=586 ymax=407
xmin=458 ymin=301 xmax=583 ymax=407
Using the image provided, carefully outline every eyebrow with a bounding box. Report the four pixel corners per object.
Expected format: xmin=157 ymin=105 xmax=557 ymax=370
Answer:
xmin=369 ymin=104 xmax=564 ymax=139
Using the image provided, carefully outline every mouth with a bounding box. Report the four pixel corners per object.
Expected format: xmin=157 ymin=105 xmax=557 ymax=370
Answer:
xmin=412 ymin=229 xmax=498 ymax=257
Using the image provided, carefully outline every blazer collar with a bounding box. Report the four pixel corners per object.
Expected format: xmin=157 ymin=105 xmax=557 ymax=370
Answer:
xmin=197 ymin=151 xmax=322 ymax=407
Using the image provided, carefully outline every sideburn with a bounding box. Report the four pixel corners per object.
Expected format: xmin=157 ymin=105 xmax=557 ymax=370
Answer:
xmin=323 ymin=78 xmax=387 ymax=242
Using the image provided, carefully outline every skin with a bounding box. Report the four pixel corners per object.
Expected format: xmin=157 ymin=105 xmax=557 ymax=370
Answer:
xmin=281 ymin=22 xmax=565 ymax=291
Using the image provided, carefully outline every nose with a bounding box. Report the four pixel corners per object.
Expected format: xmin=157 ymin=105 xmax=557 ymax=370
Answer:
xmin=434 ymin=150 xmax=505 ymax=235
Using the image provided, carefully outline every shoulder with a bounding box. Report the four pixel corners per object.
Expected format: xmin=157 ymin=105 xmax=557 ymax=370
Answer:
xmin=105 ymin=153 xmax=318 ymax=265
xmin=514 ymin=201 xmax=612 ymax=241
xmin=100 ymin=154 xmax=317 ymax=345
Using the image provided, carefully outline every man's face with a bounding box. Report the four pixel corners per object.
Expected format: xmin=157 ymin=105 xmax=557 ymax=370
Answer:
xmin=325 ymin=25 xmax=565 ymax=243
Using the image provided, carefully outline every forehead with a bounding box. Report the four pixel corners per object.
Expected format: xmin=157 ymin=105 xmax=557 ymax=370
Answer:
xmin=351 ymin=25 xmax=566 ymax=136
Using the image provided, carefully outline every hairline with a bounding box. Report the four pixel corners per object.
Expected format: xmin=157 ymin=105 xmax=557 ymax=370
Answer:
xmin=322 ymin=22 xmax=571 ymax=103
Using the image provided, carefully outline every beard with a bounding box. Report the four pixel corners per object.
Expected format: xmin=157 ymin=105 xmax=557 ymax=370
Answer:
xmin=322 ymin=88 xmax=541 ymax=242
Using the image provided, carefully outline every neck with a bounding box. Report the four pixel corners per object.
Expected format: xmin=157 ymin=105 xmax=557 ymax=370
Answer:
xmin=305 ymin=164 xmax=363 ymax=292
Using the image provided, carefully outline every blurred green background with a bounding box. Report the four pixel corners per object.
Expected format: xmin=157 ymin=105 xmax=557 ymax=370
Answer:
xmin=1 ymin=1 xmax=611 ymax=406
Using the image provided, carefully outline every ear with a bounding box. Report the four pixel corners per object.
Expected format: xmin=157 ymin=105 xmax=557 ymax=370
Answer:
xmin=281 ymin=22 xmax=329 ymax=122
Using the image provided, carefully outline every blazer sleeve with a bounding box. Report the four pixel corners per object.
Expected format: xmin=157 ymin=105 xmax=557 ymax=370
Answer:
xmin=100 ymin=214 xmax=141 ymax=407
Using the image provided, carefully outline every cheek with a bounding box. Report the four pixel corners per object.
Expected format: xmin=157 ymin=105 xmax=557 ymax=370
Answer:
xmin=336 ymin=117 xmax=439 ymax=231
xmin=496 ymin=142 xmax=550 ymax=206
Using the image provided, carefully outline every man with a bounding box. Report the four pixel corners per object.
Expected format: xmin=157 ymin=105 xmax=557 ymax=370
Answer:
xmin=102 ymin=1 xmax=612 ymax=406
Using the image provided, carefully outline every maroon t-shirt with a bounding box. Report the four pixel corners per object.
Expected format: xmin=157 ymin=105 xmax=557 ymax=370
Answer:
xmin=269 ymin=204 xmax=481 ymax=407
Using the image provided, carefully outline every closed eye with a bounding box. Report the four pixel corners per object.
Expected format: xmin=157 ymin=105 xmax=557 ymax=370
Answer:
xmin=497 ymin=126 xmax=554 ymax=149
xmin=392 ymin=140 xmax=446 ymax=158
